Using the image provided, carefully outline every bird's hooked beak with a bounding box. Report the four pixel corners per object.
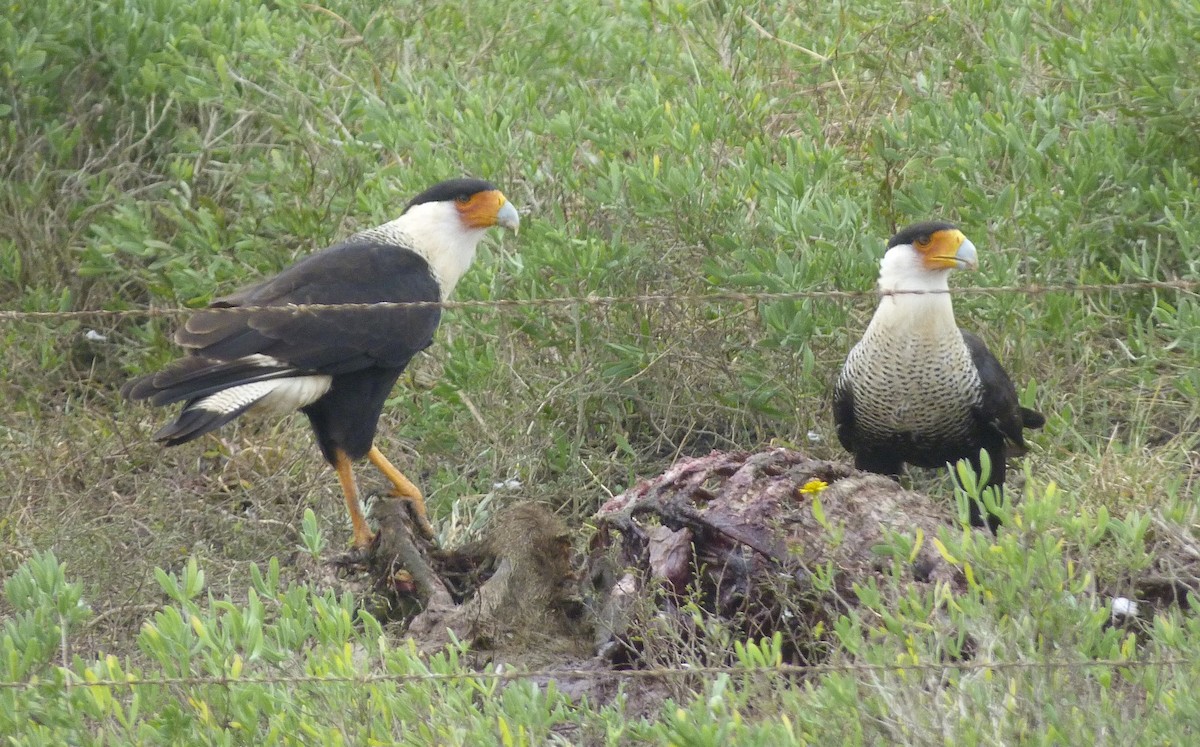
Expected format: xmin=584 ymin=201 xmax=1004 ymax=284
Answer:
xmin=925 ymin=230 xmax=978 ymax=271
xmin=496 ymin=200 xmax=520 ymax=235
xmin=952 ymin=237 xmax=978 ymax=270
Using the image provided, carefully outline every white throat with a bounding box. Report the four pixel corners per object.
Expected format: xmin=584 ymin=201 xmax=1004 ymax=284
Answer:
xmin=869 ymin=244 xmax=958 ymax=335
xmin=366 ymin=201 xmax=488 ymax=299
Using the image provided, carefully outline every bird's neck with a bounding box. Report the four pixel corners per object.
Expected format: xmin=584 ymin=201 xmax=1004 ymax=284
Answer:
xmin=870 ymin=264 xmax=958 ymax=336
xmin=411 ymin=230 xmax=482 ymax=299
xmin=378 ymin=204 xmax=486 ymax=299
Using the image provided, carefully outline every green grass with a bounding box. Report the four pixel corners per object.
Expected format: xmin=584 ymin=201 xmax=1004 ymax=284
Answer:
xmin=2 ymin=0 xmax=1199 ymax=742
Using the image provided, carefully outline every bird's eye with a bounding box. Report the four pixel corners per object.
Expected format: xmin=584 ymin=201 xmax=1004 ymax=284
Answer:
xmin=456 ymin=194 xmax=472 ymax=204
xmin=915 ymin=236 xmax=931 ymax=248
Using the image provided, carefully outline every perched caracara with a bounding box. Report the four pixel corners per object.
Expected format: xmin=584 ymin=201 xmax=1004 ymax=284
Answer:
xmin=833 ymin=222 xmax=1044 ymax=529
xmin=123 ymin=178 xmax=520 ymax=548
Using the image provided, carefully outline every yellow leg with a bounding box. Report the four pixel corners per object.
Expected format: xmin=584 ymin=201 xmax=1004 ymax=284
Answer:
xmin=333 ymin=449 xmax=376 ymax=549
xmin=367 ymin=446 xmax=436 ymax=538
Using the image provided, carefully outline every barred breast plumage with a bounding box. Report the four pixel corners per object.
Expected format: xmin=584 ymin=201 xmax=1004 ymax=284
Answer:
xmin=831 ymin=221 xmax=1044 ymax=530
xmin=838 ymin=317 xmax=983 ymax=461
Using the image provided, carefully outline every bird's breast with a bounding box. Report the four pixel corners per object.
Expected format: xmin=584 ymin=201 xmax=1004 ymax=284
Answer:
xmin=842 ymin=323 xmax=981 ymax=442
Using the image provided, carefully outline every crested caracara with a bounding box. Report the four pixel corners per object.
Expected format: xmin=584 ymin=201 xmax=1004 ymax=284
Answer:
xmin=123 ymin=178 xmax=520 ymax=548
xmin=832 ymin=222 xmax=1044 ymax=529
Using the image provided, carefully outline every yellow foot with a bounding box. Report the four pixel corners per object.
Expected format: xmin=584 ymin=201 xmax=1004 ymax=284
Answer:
xmin=333 ymin=448 xmax=378 ymax=553
xmin=351 ymin=526 xmax=377 ymax=551
xmin=369 ymin=446 xmax=437 ymax=540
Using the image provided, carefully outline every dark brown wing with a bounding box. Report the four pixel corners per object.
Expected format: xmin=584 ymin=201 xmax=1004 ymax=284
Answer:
xmin=962 ymin=330 xmax=1043 ymax=453
xmin=176 ymin=239 xmax=442 ymax=373
xmin=124 ymin=239 xmax=442 ymax=406
xmin=832 ymin=372 xmax=857 ymax=453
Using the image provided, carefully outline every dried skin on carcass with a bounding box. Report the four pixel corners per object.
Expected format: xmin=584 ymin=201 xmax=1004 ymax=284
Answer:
xmin=586 ymin=448 xmax=964 ymax=662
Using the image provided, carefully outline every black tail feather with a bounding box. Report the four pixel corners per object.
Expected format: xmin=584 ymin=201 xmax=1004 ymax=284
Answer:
xmin=122 ymin=356 xmax=294 ymax=407
xmin=1020 ymin=407 xmax=1046 ymax=429
xmin=152 ymin=400 xmax=259 ymax=446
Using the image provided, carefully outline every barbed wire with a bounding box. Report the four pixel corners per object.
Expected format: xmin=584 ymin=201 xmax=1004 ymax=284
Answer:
xmin=0 ymin=279 xmax=1194 ymax=323
xmin=3 ymin=656 xmax=1190 ymax=692
xmin=1 ymin=276 xmax=1193 ymax=696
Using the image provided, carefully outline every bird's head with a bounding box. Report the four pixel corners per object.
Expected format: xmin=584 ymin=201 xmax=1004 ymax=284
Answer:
xmin=405 ymin=177 xmax=520 ymax=236
xmin=395 ymin=178 xmax=520 ymax=298
xmin=878 ymin=221 xmax=978 ymax=291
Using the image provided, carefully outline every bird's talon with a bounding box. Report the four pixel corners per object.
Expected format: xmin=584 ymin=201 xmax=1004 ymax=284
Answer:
xmin=329 ymin=544 xmax=373 ymax=568
xmin=349 ymin=530 xmax=377 ymax=554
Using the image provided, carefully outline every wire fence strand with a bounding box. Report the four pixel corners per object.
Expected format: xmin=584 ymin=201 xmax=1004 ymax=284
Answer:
xmin=0 ymin=279 xmax=1195 ymax=323
xmin=5 ymin=656 xmax=1192 ymax=692
xmin=2 ymin=278 xmax=1195 ymax=696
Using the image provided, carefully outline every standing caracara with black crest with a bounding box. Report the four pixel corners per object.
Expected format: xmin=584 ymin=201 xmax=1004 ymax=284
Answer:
xmin=123 ymin=178 xmax=520 ymax=548
xmin=833 ymin=222 xmax=1044 ymax=529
